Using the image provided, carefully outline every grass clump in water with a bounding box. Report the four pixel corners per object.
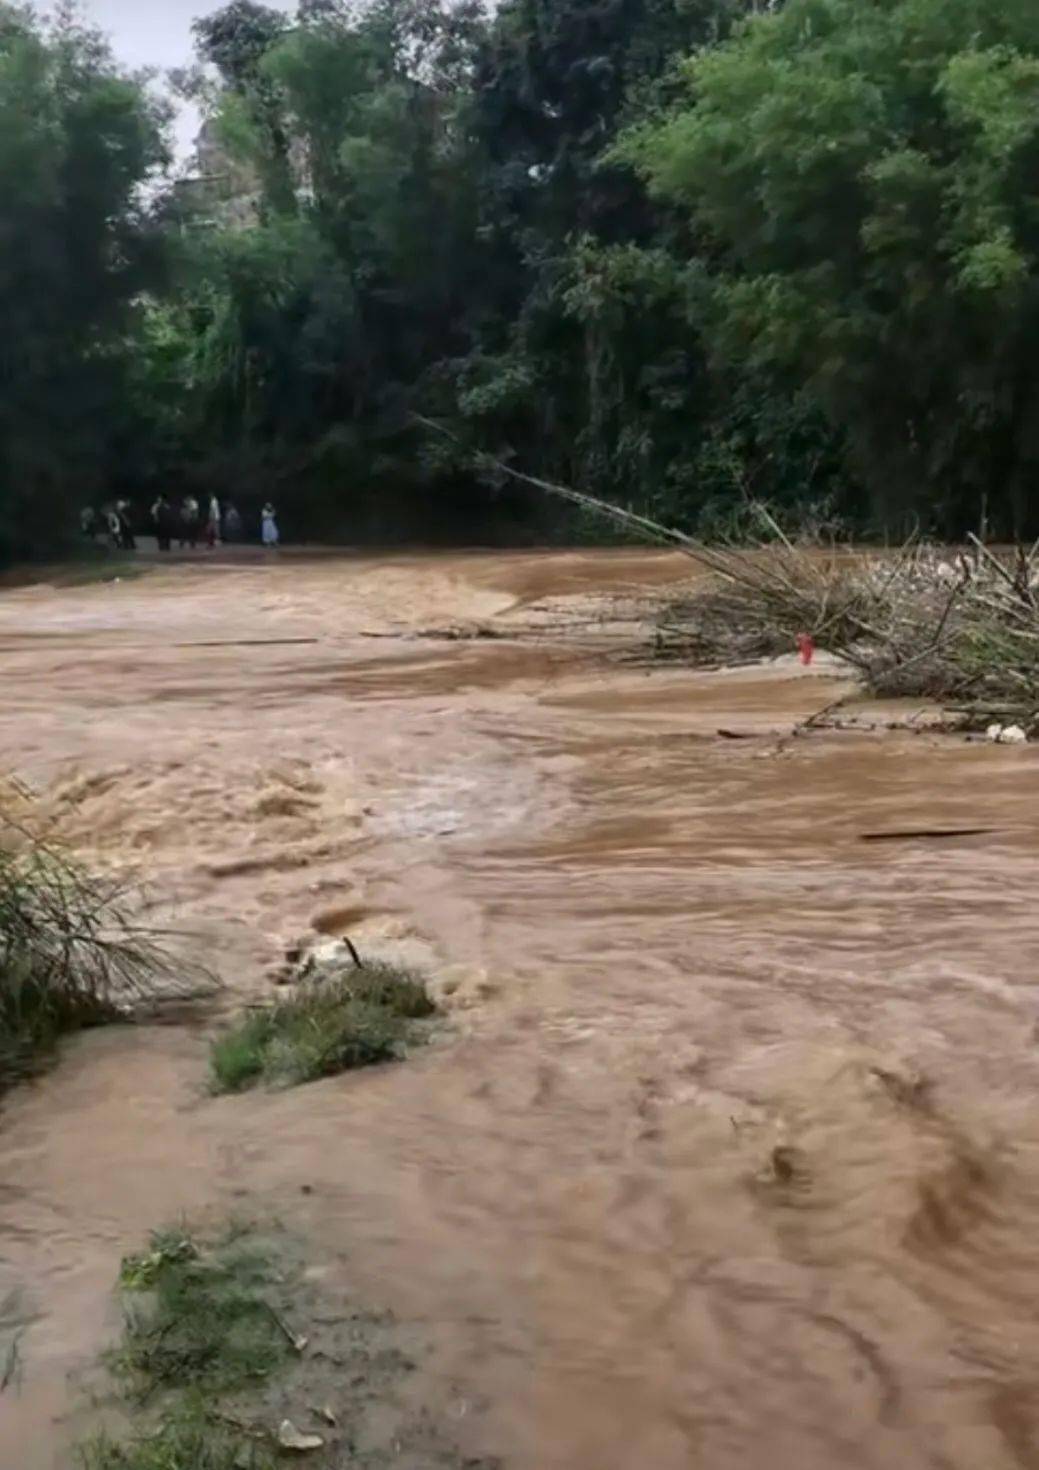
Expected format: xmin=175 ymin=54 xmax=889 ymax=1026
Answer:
xmin=80 ymin=1401 xmax=277 ymax=1470
xmin=79 ymin=1225 xmax=289 ymax=1470
xmin=110 ymin=1227 xmax=290 ymax=1401
xmin=210 ymin=962 xmax=437 ymax=1095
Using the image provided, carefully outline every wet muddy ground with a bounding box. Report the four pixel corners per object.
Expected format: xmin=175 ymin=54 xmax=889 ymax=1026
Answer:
xmin=2 ymin=550 xmax=1039 ymax=1469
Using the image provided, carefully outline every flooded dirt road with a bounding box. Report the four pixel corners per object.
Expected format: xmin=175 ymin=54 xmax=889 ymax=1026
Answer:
xmin=3 ymin=550 xmax=1039 ymax=1469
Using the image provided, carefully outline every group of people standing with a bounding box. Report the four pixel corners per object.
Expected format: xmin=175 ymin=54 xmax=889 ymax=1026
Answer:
xmin=150 ymin=493 xmax=241 ymax=552
xmin=83 ymin=497 xmax=279 ymax=552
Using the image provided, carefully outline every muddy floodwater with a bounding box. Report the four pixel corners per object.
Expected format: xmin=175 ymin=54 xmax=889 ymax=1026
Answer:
xmin=3 ymin=549 xmax=1039 ymax=1470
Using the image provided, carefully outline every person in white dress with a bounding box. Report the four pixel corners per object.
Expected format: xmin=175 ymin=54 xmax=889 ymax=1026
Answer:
xmin=261 ymin=502 xmax=279 ymax=547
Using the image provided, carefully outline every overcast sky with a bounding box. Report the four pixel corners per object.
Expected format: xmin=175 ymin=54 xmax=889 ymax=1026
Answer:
xmin=80 ymin=0 xmax=295 ymax=159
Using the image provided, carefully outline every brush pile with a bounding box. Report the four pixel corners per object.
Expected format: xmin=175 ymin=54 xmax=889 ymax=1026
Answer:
xmin=417 ymin=428 xmax=1039 ymax=736
xmin=657 ymin=526 xmax=1039 ymax=734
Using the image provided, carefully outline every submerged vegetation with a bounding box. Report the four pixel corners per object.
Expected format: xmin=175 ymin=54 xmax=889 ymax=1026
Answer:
xmin=82 ymin=1404 xmax=278 ymax=1470
xmin=210 ymin=962 xmax=437 ymax=1094
xmin=111 ymin=1228 xmax=290 ymax=1400
xmin=79 ymin=1219 xmax=489 ymax=1470
xmin=80 ymin=1226 xmax=290 ymax=1470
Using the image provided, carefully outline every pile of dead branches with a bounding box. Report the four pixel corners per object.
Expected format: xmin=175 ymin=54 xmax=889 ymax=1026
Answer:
xmin=655 ymin=536 xmax=872 ymax=668
xmin=660 ymin=528 xmax=1039 ymax=731
xmin=412 ymin=419 xmax=1039 ymax=734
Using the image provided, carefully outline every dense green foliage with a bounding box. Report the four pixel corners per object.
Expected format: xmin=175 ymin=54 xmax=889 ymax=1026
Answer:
xmin=622 ymin=0 xmax=1039 ymax=537
xmin=0 ymin=3 xmax=169 ymax=559
xmin=3 ymin=0 xmax=1039 ymax=551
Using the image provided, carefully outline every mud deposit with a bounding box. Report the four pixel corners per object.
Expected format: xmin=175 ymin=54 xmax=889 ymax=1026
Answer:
xmin=2 ymin=549 xmax=1039 ymax=1469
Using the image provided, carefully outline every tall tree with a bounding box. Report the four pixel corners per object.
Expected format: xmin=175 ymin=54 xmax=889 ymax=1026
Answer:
xmin=193 ymin=0 xmax=296 ymax=215
xmin=472 ymin=0 xmax=747 ymax=243
xmin=621 ymin=0 xmax=1039 ymax=536
xmin=0 ymin=2 xmax=169 ymax=559
xmin=149 ymin=0 xmax=496 ymax=539
xmin=450 ymin=0 xmax=820 ymax=521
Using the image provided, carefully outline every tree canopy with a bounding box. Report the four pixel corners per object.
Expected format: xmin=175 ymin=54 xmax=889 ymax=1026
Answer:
xmin=2 ymin=0 xmax=1039 ymax=556
xmin=622 ymin=0 xmax=1039 ymax=535
xmin=0 ymin=2 xmax=169 ymax=558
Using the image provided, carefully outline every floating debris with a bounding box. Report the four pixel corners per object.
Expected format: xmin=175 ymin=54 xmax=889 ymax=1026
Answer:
xmin=278 ymin=1419 xmax=325 ymax=1453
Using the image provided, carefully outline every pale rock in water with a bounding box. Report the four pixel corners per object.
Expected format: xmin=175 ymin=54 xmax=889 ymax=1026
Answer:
xmin=278 ymin=1421 xmax=325 ymax=1453
xmin=987 ymin=723 xmax=1028 ymax=745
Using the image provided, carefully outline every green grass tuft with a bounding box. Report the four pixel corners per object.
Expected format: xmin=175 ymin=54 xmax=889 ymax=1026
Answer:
xmin=0 ymin=793 xmax=206 ymax=1094
xmin=210 ymin=962 xmax=437 ymax=1095
xmin=119 ymin=1229 xmax=199 ymax=1291
xmin=80 ymin=1399 xmax=277 ymax=1470
xmin=78 ymin=1225 xmax=293 ymax=1469
xmin=110 ymin=1229 xmax=290 ymax=1401
xmin=209 ymin=1013 xmax=272 ymax=1093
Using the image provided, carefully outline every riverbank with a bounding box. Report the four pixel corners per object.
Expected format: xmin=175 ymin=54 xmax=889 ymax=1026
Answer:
xmin=3 ymin=550 xmax=1039 ymax=1470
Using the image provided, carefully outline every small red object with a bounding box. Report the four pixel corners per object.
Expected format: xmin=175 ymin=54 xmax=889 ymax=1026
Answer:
xmin=796 ymin=633 xmax=816 ymax=666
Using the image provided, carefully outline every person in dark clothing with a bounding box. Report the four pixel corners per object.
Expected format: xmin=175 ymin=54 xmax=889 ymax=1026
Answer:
xmin=152 ymin=494 xmax=175 ymax=552
xmin=106 ymin=507 xmax=122 ymax=550
xmin=117 ymin=500 xmax=136 ymax=552
xmin=223 ymin=502 xmax=242 ymax=543
xmin=180 ymin=496 xmax=200 ymax=550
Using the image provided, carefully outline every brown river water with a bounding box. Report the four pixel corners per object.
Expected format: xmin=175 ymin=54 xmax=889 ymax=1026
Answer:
xmin=2 ymin=549 xmax=1039 ymax=1470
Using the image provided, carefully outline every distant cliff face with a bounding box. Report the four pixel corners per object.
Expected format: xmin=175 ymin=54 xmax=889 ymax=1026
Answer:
xmin=179 ymin=118 xmax=263 ymax=230
xmin=179 ymin=118 xmax=313 ymax=230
